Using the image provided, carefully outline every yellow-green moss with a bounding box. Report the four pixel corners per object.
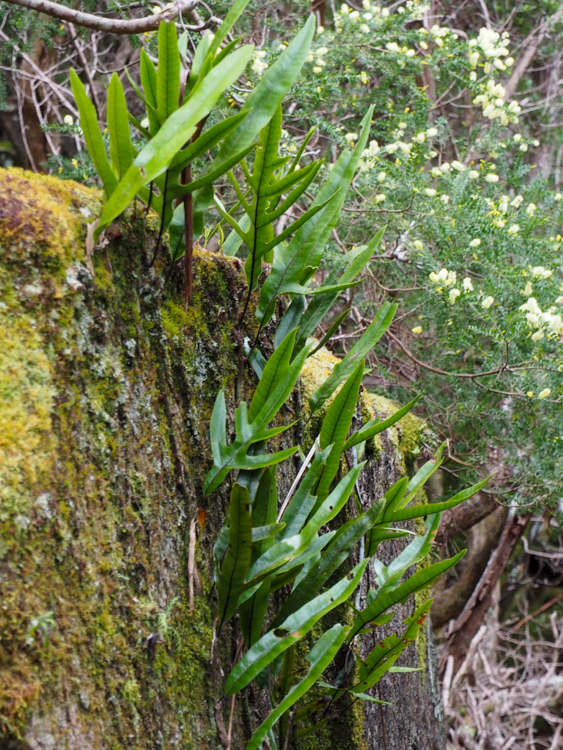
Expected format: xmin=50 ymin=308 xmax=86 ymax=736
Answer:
xmin=300 ymin=347 xmax=341 ymax=403
xmin=365 ymin=393 xmax=426 ymax=467
xmin=0 ymin=167 xmax=437 ymax=748
xmin=0 ymin=669 xmax=41 ymax=736
xmin=0 ymin=167 xmax=101 ymax=268
xmin=0 ymin=311 xmax=56 ymax=517
xmin=0 ymin=169 xmax=231 ymax=746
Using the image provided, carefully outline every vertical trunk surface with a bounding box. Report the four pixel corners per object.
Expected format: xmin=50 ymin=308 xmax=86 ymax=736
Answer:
xmin=0 ymin=169 xmax=445 ymax=750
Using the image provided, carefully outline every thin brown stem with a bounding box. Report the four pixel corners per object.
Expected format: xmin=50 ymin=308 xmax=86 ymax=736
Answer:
xmin=1 ymin=0 xmax=200 ymax=34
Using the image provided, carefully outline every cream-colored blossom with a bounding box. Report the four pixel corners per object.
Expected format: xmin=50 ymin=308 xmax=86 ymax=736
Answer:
xmin=532 ymin=266 xmax=552 ymax=279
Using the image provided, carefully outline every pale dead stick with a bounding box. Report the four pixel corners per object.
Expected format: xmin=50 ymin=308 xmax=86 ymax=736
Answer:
xmin=277 ymin=438 xmax=319 ymax=522
xmin=188 ymin=515 xmax=197 ymax=611
xmin=442 ymin=654 xmax=454 ymax=714
xmin=451 ymin=625 xmax=488 ymax=690
xmin=85 ymin=219 xmax=100 ymax=276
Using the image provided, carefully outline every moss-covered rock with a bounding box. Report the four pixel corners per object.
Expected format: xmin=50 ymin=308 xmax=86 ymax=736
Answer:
xmin=0 ymin=169 xmax=443 ymax=750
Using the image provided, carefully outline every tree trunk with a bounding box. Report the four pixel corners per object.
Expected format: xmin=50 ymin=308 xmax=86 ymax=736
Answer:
xmin=0 ymin=168 xmax=446 ymax=749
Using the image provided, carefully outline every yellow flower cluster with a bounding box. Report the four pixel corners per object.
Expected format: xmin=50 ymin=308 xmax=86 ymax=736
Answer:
xmin=428 ymin=267 xmax=495 ymax=308
xmin=306 ymin=46 xmax=328 ymax=74
xmin=469 ymin=28 xmax=514 ymax=70
xmin=467 ymin=29 xmax=521 ymax=125
xmin=251 ymin=50 xmax=268 ymax=77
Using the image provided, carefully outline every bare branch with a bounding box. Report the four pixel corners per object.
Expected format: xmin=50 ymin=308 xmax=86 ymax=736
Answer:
xmin=503 ymin=19 xmax=550 ymax=101
xmin=441 ymin=512 xmax=529 ymax=670
xmin=1 ymin=0 xmax=200 ymax=35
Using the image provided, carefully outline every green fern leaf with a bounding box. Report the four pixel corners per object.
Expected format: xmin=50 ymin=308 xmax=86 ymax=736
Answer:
xmin=226 ymin=561 xmax=367 ymax=695
xmin=217 ymin=483 xmax=252 ymax=627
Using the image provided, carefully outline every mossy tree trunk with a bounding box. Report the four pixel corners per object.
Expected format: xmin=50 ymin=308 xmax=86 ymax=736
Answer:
xmin=0 ymin=169 xmax=444 ymax=750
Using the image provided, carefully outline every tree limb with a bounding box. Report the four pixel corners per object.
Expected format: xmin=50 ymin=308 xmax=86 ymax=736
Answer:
xmin=440 ymin=512 xmax=529 ymax=670
xmin=1 ymin=0 xmax=200 ymax=35
xmin=436 ymin=491 xmax=499 ymax=545
xmin=387 ymin=330 xmax=509 ymax=379
xmin=503 ymin=19 xmax=550 ymax=101
xmin=431 ymin=505 xmax=507 ymax=629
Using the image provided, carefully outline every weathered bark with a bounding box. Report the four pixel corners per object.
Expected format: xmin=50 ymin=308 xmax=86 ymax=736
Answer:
xmin=440 ymin=514 xmax=529 ymax=671
xmin=435 ymin=492 xmax=499 ymax=546
xmin=431 ymin=505 xmax=507 ymax=629
xmin=0 ymin=168 xmax=446 ymax=749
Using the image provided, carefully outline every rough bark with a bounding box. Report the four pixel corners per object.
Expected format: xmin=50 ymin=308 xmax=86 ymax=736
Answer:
xmin=431 ymin=505 xmax=507 ymax=629
xmin=440 ymin=514 xmax=529 ymax=671
xmin=0 ymin=168 xmax=446 ymax=750
xmin=435 ymin=492 xmax=499 ymax=546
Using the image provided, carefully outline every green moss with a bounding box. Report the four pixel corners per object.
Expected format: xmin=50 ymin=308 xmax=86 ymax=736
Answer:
xmin=366 ymin=392 xmax=426 ymax=469
xmin=0 ymin=169 xmax=236 ymax=747
xmin=0 ymin=310 xmax=56 ymax=520
xmin=161 ymin=299 xmax=191 ymax=338
xmin=0 ymin=167 xmax=437 ymax=749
